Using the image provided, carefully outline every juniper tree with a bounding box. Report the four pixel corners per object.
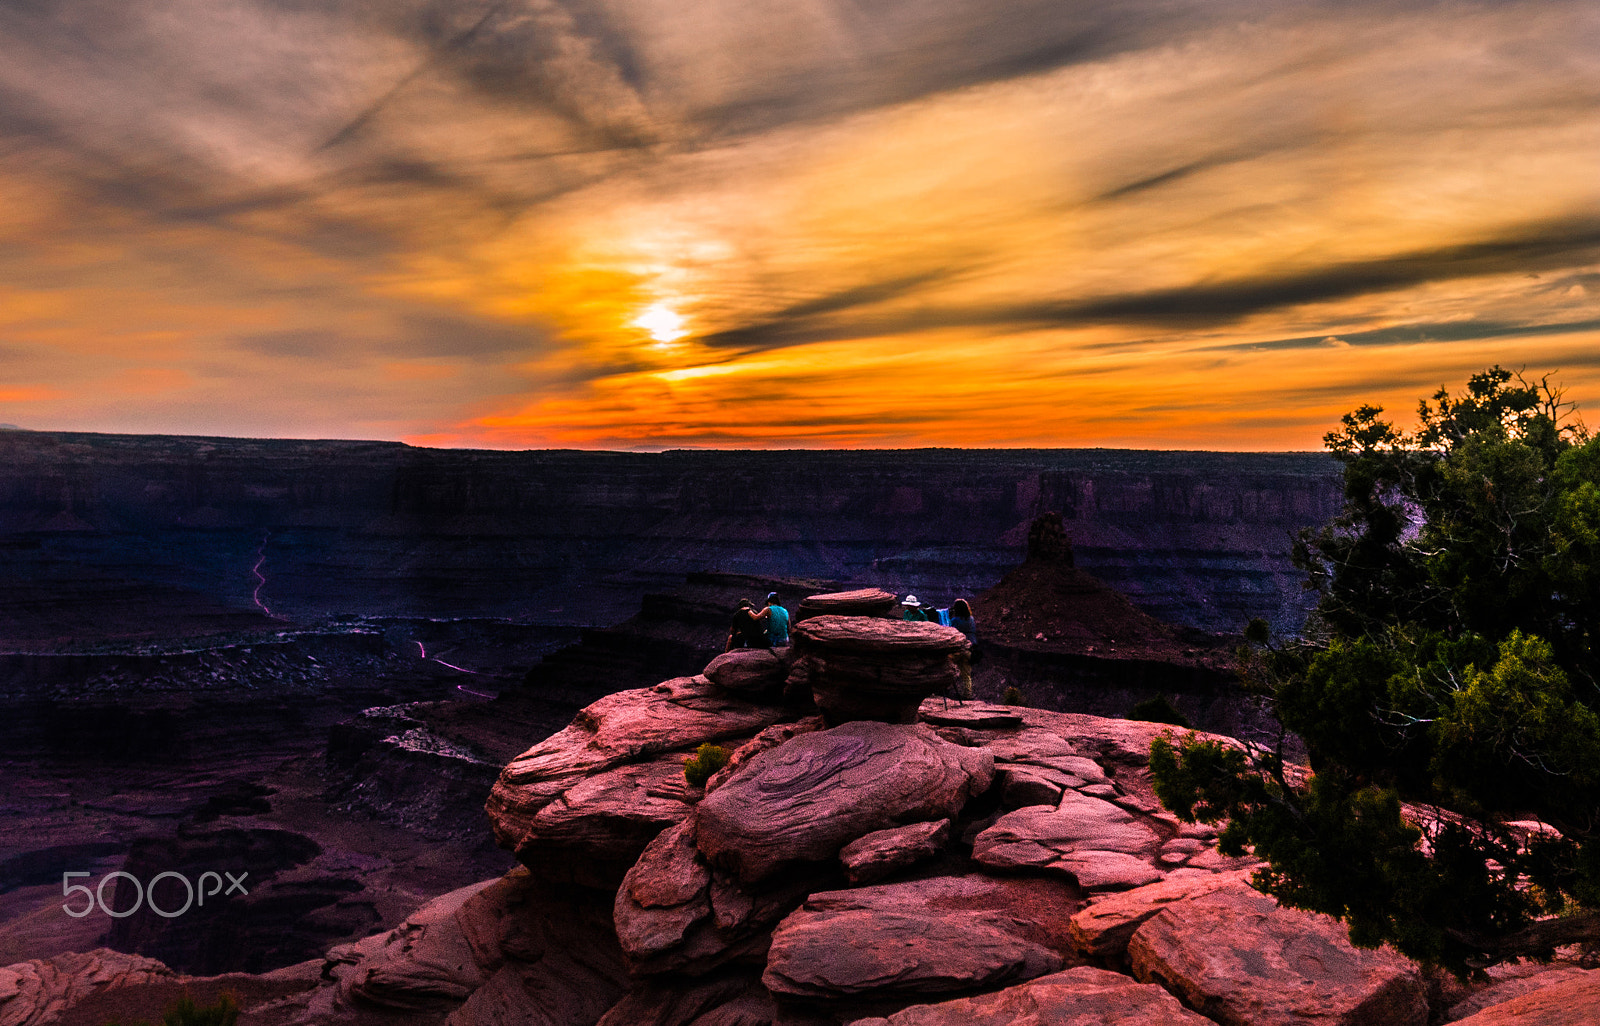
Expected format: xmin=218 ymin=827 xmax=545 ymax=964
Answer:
xmin=1151 ymin=367 xmax=1600 ymax=976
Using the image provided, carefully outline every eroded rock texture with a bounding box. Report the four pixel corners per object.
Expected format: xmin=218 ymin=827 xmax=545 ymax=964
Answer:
xmin=1127 ymin=884 xmax=1428 ymax=1026
xmin=846 ymin=966 xmax=1215 ymax=1026
xmin=695 ymin=721 xmax=994 ymax=884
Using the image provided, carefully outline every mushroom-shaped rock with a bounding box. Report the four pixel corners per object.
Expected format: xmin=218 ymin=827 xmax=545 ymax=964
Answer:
xmin=1127 ymin=884 xmax=1428 ymax=1026
xmin=789 ymin=615 xmax=969 ymax=725
xmin=973 ymin=790 xmax=1163 ymax=891
xmin=696 ymin=721 xmax=994 ymax=885
xmin=486 ymin=676 xmax=786 ymax=865
xmin=795 ymin=588 xmax=900 ymax=622
xmin=845 ymin=966 xmax=1215 ymax=1026
xmin=764 ymin=877 xmax=1064 ymax=1001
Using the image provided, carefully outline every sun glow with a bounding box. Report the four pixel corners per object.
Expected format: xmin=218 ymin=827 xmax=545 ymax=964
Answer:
xmin=633 ymin=302 xmax=688 ymax=343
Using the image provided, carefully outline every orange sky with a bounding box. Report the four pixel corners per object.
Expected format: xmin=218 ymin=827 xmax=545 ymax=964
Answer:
xmin=1 ymin=0 xmax=1597 ymax=449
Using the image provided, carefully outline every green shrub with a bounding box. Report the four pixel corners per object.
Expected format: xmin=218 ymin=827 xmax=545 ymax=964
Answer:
xmin=683 ymin=743 xmax=731 ymax=787
xmin=1129 ymin=694 xmax=1189 ymax=728
xmin=105 ymin=994 xmax=239 ymax=1026
xmin=1001 ymin=685 xmax=1028 ymax=707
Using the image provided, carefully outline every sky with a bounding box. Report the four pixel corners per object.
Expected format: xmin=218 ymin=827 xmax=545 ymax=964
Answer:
xmin=1 ymin=0 xmax=1597 ymax=450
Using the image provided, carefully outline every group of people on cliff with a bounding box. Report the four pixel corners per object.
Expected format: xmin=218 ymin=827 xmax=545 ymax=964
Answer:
xmin=723 ymin=591 xmax=977 ymax=652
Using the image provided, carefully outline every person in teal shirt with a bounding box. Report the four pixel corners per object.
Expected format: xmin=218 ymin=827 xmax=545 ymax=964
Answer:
xmin=901 ymin=595 xmax=928 ymax=621
xmin=757 ymin=592 xmax=790 ymax=646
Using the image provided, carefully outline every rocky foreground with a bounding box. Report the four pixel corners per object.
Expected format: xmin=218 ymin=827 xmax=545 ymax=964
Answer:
xmin=5 ymin=597 xmax=1596 ymax=1026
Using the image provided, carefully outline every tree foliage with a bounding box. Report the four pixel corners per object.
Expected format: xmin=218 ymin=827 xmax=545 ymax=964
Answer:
xmin=1151 ymin=367 xmax=1600 ymax=976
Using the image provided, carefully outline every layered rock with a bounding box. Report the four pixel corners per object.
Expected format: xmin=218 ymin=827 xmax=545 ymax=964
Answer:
xmin=695 ymin=720 xmax=994 ymax=884
xmin=485 ymin=676 xmax=787 ymax=885
xmin=787 ymin=616 xmax=969 ymax=724
xmin=0 ymin=949 xmax=179 ymax=1026
xmin=763 ymin=876 xmax=1066 ymax=1001
xmin=972 ymin=790 xmax=1164 ymax=891
xmin=793 ymin=589 xmax=901 ymax=622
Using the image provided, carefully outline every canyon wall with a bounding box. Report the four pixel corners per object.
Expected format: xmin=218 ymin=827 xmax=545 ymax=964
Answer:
xmin=0 ymin=430 xmax=1342 ymax=644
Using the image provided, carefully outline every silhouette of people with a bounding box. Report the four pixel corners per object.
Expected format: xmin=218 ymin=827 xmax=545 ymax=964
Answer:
xmin=755 ymin=591 xmax=790 ymax=647
xmin=726 ymin=598 xmax=769 ymax=651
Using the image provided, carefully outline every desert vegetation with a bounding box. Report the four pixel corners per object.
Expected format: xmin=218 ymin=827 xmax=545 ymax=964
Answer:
xmin=1152 ymin=367 xmax=1600 ymax=975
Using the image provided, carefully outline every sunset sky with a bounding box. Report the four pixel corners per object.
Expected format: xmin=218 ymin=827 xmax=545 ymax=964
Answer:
xmin=1 ymin=0 xmax=1597 ymax=449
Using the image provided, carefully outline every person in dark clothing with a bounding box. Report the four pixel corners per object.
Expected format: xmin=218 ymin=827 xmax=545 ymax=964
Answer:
xmin=947 ymin=599 xmax=978 ymax=644
xmin=726 ymin=598 xmax=769 ymax=651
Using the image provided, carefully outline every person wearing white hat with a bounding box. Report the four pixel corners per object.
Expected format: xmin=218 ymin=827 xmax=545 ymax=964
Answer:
xmin=901 ymin=594 xmax=928 ymax=622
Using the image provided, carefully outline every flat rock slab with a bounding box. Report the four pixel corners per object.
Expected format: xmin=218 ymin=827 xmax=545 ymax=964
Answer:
xmin=1445 ymin=967 xmax=1599 ymax=1022
xmin=487 ymin=677 xmax=786 ymax=851
xmin=839 ymin=819 xmax=950 ymax=886
xmin=1069 ymin=869 xmax=1255 ymax=958
xmin=696 ymin=721 xmax=993 ymax=885
xmin=1452 ymin=970 xmax=1600 ymax=1025
xmin=764 ymin=878 xmax=1065 ymax=1000
xmin=1127 ymin=885 xmax=1427 ymax=1026
xmin=795 ymin=589 xmax=901 ymax=621
xmin=919 ymin=703 xmax=1025 ymax=729
xmin=973 ymin=790 xmax=1162 ymax=890
xmin=845 ymin=966 xmax=1215 ymax=1026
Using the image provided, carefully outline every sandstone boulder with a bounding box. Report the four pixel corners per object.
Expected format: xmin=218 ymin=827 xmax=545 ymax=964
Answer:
xmin=1444 ymin=966 xmax=1598 ymax=1022
xmin=1127 ymin=885 xmax=1427 ymax=1026
xmin=789 ymin=616 xmax=969 ymax=724
xmin=703 ymin=648 xmax=790 ymax=699
xmin=794 ymin=589 xmax=900 ymax=622
xmin=0 ymin=949 xmax=179 ymax=1026
xmin=1450 ymin=970 xmax=1600 ymax=1025
xmin=614 ymin=817 xmax=821 ymax=977
xmin=596 ymin=973 xmax=776 ymax=1026
xmin=486 ymin=677 xmax=786 ymax=856
xmin=696 ymin=721 xmax=994 ymax=884
xmin=518 ymin=752 xmax=697 ymax=886
xmin=1067 ymin=868 xmax=1255 ymax=959
xmin=838 ymin=819 xmax=950 ymax=885
xmin=763 ymin=877 xmax=1064 ymax=1000
xmin=972 ymin=790 xmax=1162 ymax=890
xmin=704 ymin=717 xmax=825 ymax=793
xmin=343 ymin=879 xmax=501 ymax=1013
xmin=845 ymin=966 xmax=1215 ymax=1026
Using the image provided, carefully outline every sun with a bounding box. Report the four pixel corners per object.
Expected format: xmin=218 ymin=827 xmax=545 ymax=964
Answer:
xmin=633 ymin=302 xmax=688 ymax=343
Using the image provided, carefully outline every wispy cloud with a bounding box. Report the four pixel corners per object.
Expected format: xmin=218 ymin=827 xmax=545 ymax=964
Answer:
xmin=0 ymin=0 xmax=1596 ymax=445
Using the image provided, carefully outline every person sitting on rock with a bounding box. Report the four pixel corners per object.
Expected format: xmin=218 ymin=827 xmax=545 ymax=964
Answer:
xmin=726 ymin=598 xmax=770 ymax=651
xmin=947 ymin=599 xmax=977 ymax=644
xmin=901 ymin=594 xmax=928 ymax=621
xmin=755 ymin=591 xmax=790 ymax=647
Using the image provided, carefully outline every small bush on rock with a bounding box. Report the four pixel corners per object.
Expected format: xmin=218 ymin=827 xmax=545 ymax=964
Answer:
xmin=1001 ymin=685 xmax=1028 ymax=706
xmin=1129 ymin=694 xmax=1189 ymax=727
xmin=683 ymin=743 xmax=731 ymax=787
xmin=106 ymin=994 xmax=239 ymax=1026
